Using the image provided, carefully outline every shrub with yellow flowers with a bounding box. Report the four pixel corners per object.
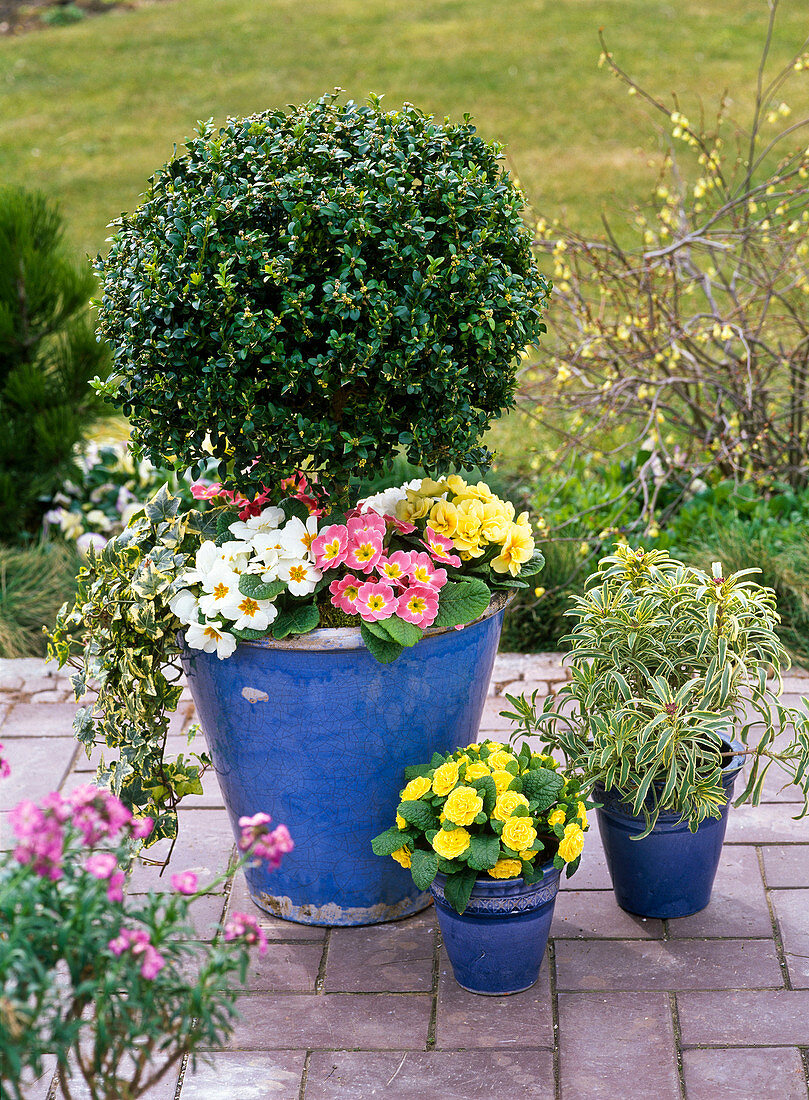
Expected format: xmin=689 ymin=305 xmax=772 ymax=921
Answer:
xmin=372 ymin=740 xmax=590 ymax=913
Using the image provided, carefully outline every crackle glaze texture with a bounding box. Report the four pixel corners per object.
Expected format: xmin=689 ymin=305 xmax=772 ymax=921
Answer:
xmin=595 ymin=740 xmax=746 ymax=919
xmin=180 ymin=606 xmax=506 ymax=925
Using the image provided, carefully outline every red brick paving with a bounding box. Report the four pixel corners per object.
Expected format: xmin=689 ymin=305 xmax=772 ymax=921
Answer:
xmin=3 ymin=653 xmax=809 ymax=1099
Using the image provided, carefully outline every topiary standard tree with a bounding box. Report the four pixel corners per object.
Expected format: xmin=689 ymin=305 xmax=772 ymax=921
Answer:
xmin=0 ymin=188 xmax=110 ymax=542
xmin=95 ymin=93 xmax=550 ymax=506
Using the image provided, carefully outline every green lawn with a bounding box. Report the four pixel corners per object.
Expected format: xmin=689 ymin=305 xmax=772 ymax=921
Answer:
xmin=1 ymin=0 xmax=807 ymax=260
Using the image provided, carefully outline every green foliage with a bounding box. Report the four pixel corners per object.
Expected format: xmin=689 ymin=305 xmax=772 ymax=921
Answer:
xmin=0 ymin=541 xmax=79 ymax=658
xmin=47 ymin=487 xmax=215 ymax=843
xmin=95 ymin=93 xmax=549 ymax=502
xmin=0 ymin=188 xmax=110 ymax=542
xmin=514 ymin=546 xmax=809 ymax=835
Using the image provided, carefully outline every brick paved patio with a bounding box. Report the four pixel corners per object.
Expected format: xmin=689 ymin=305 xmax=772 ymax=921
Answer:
xmin=2 ymin=654 xmax=808 ymax=1100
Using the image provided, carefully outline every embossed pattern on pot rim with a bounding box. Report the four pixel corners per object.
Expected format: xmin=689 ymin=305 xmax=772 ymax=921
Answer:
xmin=430 ymin=862 xmax=560 ymax=916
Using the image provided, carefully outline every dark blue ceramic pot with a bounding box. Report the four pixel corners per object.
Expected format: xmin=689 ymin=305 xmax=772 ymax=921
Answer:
xmin=595 ymin=739 xmax=745 ymax=919
xmin=179 ymin=597 xmax=508 ymax=926
xmin=430 ymin=863 xmax=561 ymax=995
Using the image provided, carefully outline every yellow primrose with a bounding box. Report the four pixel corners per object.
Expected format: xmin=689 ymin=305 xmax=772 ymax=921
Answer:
xmin=443 ymin=785 xmax=484 ymax=826
xmin=493 ymin=790 xmax=530 ymax=822
xmin=432 ymin=760 xmax=461 ymax=796
xmin=482 ymin=740 xmax=505 ymax=750
xmin=417 ymin=477 xmax=450 ymax=497
xmin=488 ymin=858 xmax=523 ymax=879
xmin=480 ymin=500 xmax=513 ymax=543
xmin=395 ymin=495 xmax=432 ymax=523
xmin=487 ymin=750 xmax=516 ymax=772
xmin=558 ymin=823 xmax=585 ymax=863
xmin=453 ymin=480 xmax=496 ymax=504
xmin=464 ymin=761 xmax=491 ymax=780
xmin=445 ymin=474 xmax=468 ymax=496
xmin=577 ymin=801 xmax=589 ymax=829
xmin=431 ymin=826 xmax=471 ymax=860
xmin=391 ymin=846 xmax=412 ymax=868
xmin=396 ymin=813 xmax=407 ymax=830
xmin=502 ymin=817 xmax=538 ymax=853
xmin=491 ymin=523 xmax=535 ymax=577
xmin=491 ymin=769 xmax=515 ymax=795
xmin=429 ymin=498 xmax=459 ymax=538
xmin=401 ymin=775 xmax=432 ymax=801
xmin=548 ymin=808 xmax=566 ymax=828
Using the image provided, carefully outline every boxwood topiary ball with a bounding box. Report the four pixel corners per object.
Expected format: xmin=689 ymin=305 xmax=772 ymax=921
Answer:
xmin=95 ymin=93 xmax=550 ymax=501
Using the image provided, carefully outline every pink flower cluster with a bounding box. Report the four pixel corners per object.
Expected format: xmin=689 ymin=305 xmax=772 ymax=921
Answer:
xmin=9 ymin=785 xmax=153 ymax=882
xmin=311 ymin=513 xmax=459 ymax=629
xmin=108 ymin=928 xmax=165 ymax=979
xmin=0 ymin=742 xmax=10 ymax=780
xmin=224 ymin=911 xmax=268 ymax=956
xmin=237 ymin=812 xmax=294 ymax=870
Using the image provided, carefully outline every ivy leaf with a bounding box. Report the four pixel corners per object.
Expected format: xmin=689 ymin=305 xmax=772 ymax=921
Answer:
xmin=398 ymin=799 xmax=437 ymax=831
xmin=466 ymin=834 xmax=501 ymax=871
xmin=432 ymin=578 xmax=491 ymax=629
xmin=523 ymin=767 xmax=565 ymax=812
xmin=410 ymin=848 xmax=439 ymax=891
xmin=443 ymin=868 xmax=478 ymax=914
xmin=371 ymin=826 xmax=410 ymax=857
xmin=73 ymin=705 xmax=95 ymax=747
xmin=375 ymin=615 xmax=423 ymax=648
xmin=144 ymin=485 xmax=180 ymax=525
xmin=360 ymin=622 xmax=404 ymax=664
xmin=272 ymin=603 xmax=320 ymax=639
xmin=238 ymin=573 xmax=285 ymax=601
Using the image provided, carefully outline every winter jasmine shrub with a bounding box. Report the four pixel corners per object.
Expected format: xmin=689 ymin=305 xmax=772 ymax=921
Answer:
xmin=0 ymin=769 xmax=291 ymax=1100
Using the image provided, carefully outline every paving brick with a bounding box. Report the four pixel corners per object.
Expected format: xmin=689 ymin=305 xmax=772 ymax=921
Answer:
xmin=563 ymin=826 xmax=615 ymax=890
xmin=682 ymin=1047 xmax=807 ymax=1100
xmin=666 ymin=845 xmax=771 ymax=938
xmin=2 ymin=703 xmax=80 ymax=738
xmin=227 ymin=872 xmax=327 ymax=942
xmin=51 ymin=1055 xmax=180 ymax=1098
xmin=557 ymin=992 xmax=679 ymax=1100
xmin=435 ymin=947 xmax=553 ymax=1049
xmin=724 ymin=802 xmax=809 ymax=844
xmin=770 ymin=889 xmax=809 ymax=988
xmin=18 ymin=1055 xmax=56 ymax=1100
xmin=477 ymin=701 xmax=515 ymax=733
xmin=554 ymin=938 xmax=783 ymax=992
xmin=305 ymin=1050 xmax=556 ymax=1099
xmin=0 ymin=737 xmax=76 ymax=810
xmin=239 ymin=942 xmax=323 ymax=991
xmin=325 ymin=911 xmax=435 ymax=992
xmin=225 ymin=992 xmax=431 ymax=1050
xmin=678 ymin=990 xmax=809 ymax=1045
xmin=127 ymin=808 xmax=235 ymax=892
xmin=127 ymin=890 xmax=227 ymax=942
xmin=761 ymin=844 xmax=809 ymax=888
xmin=551 ymin=889 xmax=663 ymax=939
xmin=178 ymin=1052 xmax=305 ymax=1099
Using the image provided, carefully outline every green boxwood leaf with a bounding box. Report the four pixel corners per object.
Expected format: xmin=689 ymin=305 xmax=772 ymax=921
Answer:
xmin=410 ymin=848 xmax=439 ymax=890
xmin=432 ymin=578 xmax=491 ymax=629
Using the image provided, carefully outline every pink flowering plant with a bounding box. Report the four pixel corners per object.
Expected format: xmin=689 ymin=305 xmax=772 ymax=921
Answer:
xmin=0 ymin=763 xmax=292 ymax=1100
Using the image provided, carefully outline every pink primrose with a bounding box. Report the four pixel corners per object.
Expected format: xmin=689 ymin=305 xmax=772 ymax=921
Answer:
xmin=345 ymin=533 xmax=384 ymax=574
xmin=407 ymin=552 xmax=448 ymax=590
xmin=190 ymin=482 xmax=223 ymax=500
xmin=224 ymin=911 xmax=268 ymax=956
xmin=421 ymin=526 xmax=462 ymax=567
xmin=355 ymin=580 xmax=397 ymax=622
xmin=171 ymin=870 xmax=199 ymax=895
xmin=396 ymin=585 xmax=440 ymax=629
xmin=329 ymin=575 xmax=363 ymax=615
xmin=311 ymin=524 xmax=349 ymax=569
xmin=347 ymin=512 xmax=387 ymax=540
xmin=377 ymin=550 xmax=414 ymax=584
xmin=384 ymin=514 xmax=417 ymax=535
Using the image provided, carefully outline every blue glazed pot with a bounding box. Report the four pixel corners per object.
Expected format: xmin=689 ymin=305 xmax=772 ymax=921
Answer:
xmin=595 ymin=739 xmax=745 ymax=919
xmin=430 ymin=864 xmax=561 ymax=996
xmin=179 ymin=596 xmax=508 ymax=926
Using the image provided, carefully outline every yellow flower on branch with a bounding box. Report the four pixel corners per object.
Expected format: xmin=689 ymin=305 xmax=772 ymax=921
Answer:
xmin=488 ymin=858 xmax=523 ymax=879
xmin=491 ymin=523 xmax=535 ymax=576
xmin=431 ymin=827 xmax=471 ymax=860
xmin=493 ymin=790 xmax=530 ymax=822
xmin=548 ymin=808 xmax=566 ymax=828
xmin=464 ymin=761 xmax=491 ymax=780
xmin=401 ymin=775 xmax=432 ymax=801
xmin=391 ymin=846 xmax=412 ymax=868
xmin=501 ymin=817 xmax=537 ymax=853
xmin=432 ymin=760 xmax=460 ymax=796
xmin=558 ymin=823 xmax=585 ymax=862
xmin=443 ymin=785 xmax=484 ymax=826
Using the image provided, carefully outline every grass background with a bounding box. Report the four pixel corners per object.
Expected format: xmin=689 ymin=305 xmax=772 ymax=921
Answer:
xmin=1 ymin=0 xmax=808 ymax=260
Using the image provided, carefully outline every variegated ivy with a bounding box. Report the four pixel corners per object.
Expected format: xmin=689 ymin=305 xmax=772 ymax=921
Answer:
xmin=504 ymin=545 xmax=809 ymax=836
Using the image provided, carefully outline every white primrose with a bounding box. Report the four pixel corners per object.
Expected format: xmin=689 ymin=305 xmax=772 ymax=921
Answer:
xmin=182 ymin=540 xmax=226 ymax=585
xmin=220 ymin=593 xmax=279 ymax=632
xmin=228 ymin=505 xmax=286 ymax=541
xmin=168 ymin=588 xmax=199 ymax=626
xmin=277 ymin=558 xmax=322 ymax=596
xmin=198 ymin=563 xmax=243 ymax=618
xmin=184 ymin=620 xmax=237 ymax=660
xmin=275 ymin=515 xmax=319 ymax=560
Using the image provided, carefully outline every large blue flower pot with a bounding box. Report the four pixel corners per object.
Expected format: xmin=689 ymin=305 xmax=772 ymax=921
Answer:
xmin=595 ymin=740 xmax=745 ymax=919
xmin=179 ymin=597 xmax=508 ymax=926
xmin=430 ymin=863 xmax=561 ymax=995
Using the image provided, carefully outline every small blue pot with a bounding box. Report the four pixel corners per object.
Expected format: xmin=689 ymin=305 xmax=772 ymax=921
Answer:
xmin=595 ymin=739 xmax=745 ymax=919
xmin=179 ymin=597 xmax=508 ymax=926
xmin=430 ymin=864 xmax=561 ymax=996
